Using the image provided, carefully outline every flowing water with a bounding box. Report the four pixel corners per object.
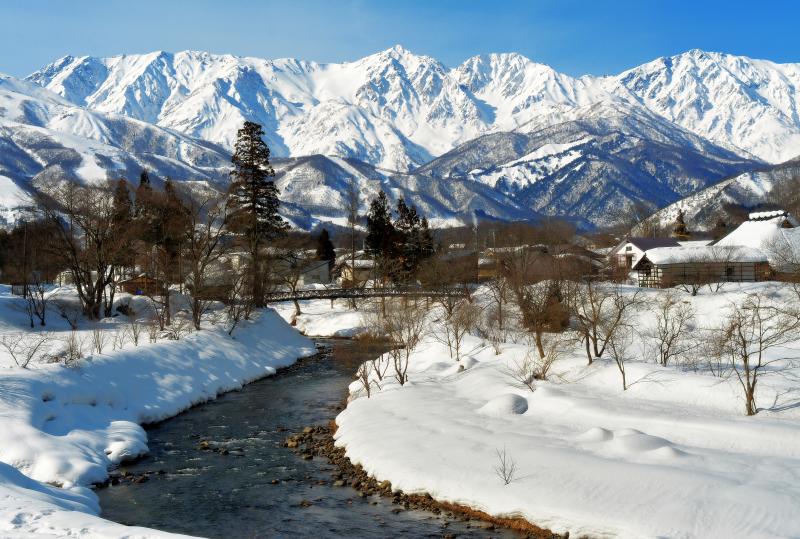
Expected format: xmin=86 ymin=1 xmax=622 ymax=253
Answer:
xmin=97 ymin=339 xmax=522 ymax=538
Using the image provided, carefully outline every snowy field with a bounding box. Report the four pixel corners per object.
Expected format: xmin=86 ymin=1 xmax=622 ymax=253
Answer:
xmin=287 ymin=283 xmax=800 ymax=538
xmin=0 ymin=285 xmax=314 ymax=538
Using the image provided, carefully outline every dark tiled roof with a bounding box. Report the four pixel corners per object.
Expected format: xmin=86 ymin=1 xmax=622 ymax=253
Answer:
xmin=627 ymin=237 xmax=681 ymax=250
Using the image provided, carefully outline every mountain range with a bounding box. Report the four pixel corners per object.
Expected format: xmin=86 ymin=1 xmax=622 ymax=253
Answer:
xmin=2 ymin=46 xmax=799 ymax=229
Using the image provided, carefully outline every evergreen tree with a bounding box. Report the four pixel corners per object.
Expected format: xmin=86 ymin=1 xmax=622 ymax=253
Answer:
xmin=111 ymin=179 xmax=134 ymax=266
xmin=365 ymin=191 xmax=396 ymax=258
xmin=365 ymin=191 xmax=398 ymax=282
xmin=112 ymin=178 xmax=133 ymax=229
xmin=316 ymin=228 xmax=336 ymax=269
xmin=226 ymin=121 xmax=288 ymax=306
xmin=672 ymin=208 xmax=690 ymax=240
xmin=395 ymin=197 xmax=422 ymax=279
xmin=134 ymin=169 xmax=153 ymax=219
xmin=420 ymin=217 xmax=435 ymax=258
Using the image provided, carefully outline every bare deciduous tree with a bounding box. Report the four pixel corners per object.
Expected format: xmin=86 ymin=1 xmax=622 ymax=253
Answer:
xmin=647 ymin=291 xmax=697 ymax=367
xmin=226 ymin=269 xmax=254 ymax=335
xmin=182 ymin=191 xmax=229 ymax=330
xmin=493 ymin=446 xmax=517 ymax=485
xmin=0 ymin=332 xmax=51 ymax=368
xmin=22 ymin=274 xmax=49 ymax=328
xmin=63 ymin=330 xmax=85 ymax=365
xmin=569 ymin=280 xmax=640 ymax=365
xmin=434 ymin=299 xmax=481 ymax=361
xmin=91 ymin=326 xmax=108 ymax=354
xmin=379 ymin=299 xmax=428 ymax=385
xmin=607 ymin=325 xmax=635 ymax=390
xmin=709 ymin=293 xmax=800 ymax=415
xmin=36 ymin=181 xmax=130 ymax=319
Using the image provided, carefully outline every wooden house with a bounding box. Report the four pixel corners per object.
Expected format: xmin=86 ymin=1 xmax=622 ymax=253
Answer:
xmin=117 ymin=274 xmax=166 ymax=296
xmin=608 ymin=237 xmax=681 ymax=271
xmin=632 ymin=246 xmax=770 ymax=288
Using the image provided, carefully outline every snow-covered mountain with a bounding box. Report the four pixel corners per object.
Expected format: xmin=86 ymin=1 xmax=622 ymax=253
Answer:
xmin=272 ymin=155 xmax=541 ymax=231
xmin=614 ymin=50 xmax=800 ymax=164
xmin=648 ymin=157 xmax=800 ymax=231
xmin=415 ymin=100 xmax=757 ymax=226
xmin=0 ymin=73 xmax=232 ymax=225
xmin=7 ymin=46 xmax=800 ymax=230
xmin=28 ymin=47 xmax=800 ymax=170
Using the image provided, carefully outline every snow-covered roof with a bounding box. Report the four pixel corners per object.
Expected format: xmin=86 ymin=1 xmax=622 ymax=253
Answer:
xmin=635 ymin=246 xmax=768 ymax=267
xmin=716 ymin=215 xmax=800 ymax=270
xmin=677 ymin=240 xmax=713 ymax=248
xmin=748 ymin=210 xmax=797 ymax=222
xmin=610 ymin=237 xmax=680 ymax=255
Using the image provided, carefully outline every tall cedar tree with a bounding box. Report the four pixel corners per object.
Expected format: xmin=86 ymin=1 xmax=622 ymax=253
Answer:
xmin=420 ymin=217 xmax=435 ymax=258
xmin=134 ymin=169 xmax=152 ymax=218
xmin=111 ymin=178 xmax=135 ymax=273
xmin=395 ymin=197 xmax=422 ymax=279
xmin=227 ymin=121 xmax=287 ymax=306
xmin=365 ymin=190 xmax=398 ymax=282
xmin=316 ymin=228 xmax=336 ymax=270
xmin=135 ymin=178 xmax=189 ymax=323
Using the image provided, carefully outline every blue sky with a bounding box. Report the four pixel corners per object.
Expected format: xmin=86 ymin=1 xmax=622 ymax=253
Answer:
xmin=2 ymin=0 xmax=797 ymax=77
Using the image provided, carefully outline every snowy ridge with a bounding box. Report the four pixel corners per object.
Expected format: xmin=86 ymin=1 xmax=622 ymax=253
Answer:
xmin=27 ymin=47 xmax=800 ymax=169
xmin=648 ymin=158 xmax=800 ymax=230
xmin=416 ymin=100 xmax=757 ymax=227
xmin=0 ymin=72 xmax=232 ymax=225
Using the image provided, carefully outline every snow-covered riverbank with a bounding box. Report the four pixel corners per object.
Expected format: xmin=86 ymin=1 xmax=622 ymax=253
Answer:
xmin=290 ymin=285 xmax=800 ymax=538
xmin=0 ymin=286 xmax=314 ymax=538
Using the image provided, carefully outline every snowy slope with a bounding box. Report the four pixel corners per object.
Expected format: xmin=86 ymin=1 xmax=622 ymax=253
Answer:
xmin=416 ymin=100 xmax=758 ymax=228
xmin=28 ymin=47 xmax=800 ymax=169
xmin=648 ymin=158 xmax=800 ymax=230
xmin=331 ymin=283 xmax=800 ymax=538
xmin=0 ymin=73 xmax=231 ymax=224
xmin=272 ymin=154 xmax=541 ymax=230
xmin=614 ymin=49 xmax=800 ymax=163
xmin=0 ymin=286 xmax=314 ymax=538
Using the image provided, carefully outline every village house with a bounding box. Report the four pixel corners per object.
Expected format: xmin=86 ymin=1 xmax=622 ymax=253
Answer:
xmin=632 ymin=245 xmax=770 ymax=287
xmin=117 ymin=273 xmax=166 ymax=296
xmin=339 ymin=258 xmax=375 ymax=285
xmin=715 ymin=210 xmax=800 ymax=274
xmin=608 ymin=237 xmax=681 ymax=271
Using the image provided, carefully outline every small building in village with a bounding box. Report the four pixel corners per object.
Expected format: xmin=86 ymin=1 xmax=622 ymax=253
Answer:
xmin=339 ymin=258 xmax=375 ymax=285
xmin=632 ymin=245 xmax=770 ymax=288
xmin=608 ymin=237 xmax=682 ymax=271
xmin=715 ymin=210 xmax=800 ymax=274
xmin=117 ymin=274 xmax=166 ymax=296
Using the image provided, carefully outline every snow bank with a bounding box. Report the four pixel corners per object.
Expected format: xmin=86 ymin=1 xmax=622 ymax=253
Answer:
xmin=0 ymin=288 xmax=314 ymax=538
xmin=334 ymin=283 xmax=800 ymax=538
xmin=272 ymin=298 xmax=368 ymax=337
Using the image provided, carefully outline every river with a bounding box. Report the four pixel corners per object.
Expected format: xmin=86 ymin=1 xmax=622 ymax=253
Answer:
xmin=97 ymin=338 xmax=523 ymax=538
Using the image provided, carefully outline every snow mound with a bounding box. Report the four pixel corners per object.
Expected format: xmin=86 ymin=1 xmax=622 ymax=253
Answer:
xmin=577 ymin=427 xmax=686 ymax=459
xmin=576 ymin=427 xmax=614 ymax=442
xmin=477 ymin=393 xmax=529 ymax=416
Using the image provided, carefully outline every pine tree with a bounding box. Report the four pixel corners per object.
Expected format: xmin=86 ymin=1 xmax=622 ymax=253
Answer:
xmin=316 ymin=228 xmax=336 ymax=269
xmin=226 ymin=121 xmax=288 ymax=306
xmin=365 ymin=191 xmax=396 ymax=257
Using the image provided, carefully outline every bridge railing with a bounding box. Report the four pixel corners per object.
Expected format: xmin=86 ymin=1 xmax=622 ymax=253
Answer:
xmin=262 ymin=286 xmax=468 ymax=303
